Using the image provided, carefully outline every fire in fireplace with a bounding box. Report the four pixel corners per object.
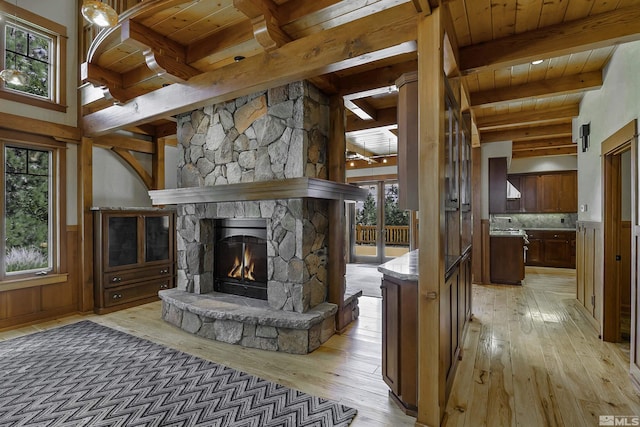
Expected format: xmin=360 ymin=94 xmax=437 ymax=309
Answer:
xmin=214 ymin=219 xmax=267 ymax=300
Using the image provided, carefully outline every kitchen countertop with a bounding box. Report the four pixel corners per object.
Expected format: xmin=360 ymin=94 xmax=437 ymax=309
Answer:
xmin=523 ymin=227 xmax=576 ymax=231
xmin=490 ymin=229 xmax=527 ymax=237
xmin=378 ymin=250 xmax=419 ymax=281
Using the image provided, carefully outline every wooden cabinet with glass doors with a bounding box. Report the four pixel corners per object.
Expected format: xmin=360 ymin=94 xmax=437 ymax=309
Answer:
xmin=93 ymin=208 xmax=176 ymax=314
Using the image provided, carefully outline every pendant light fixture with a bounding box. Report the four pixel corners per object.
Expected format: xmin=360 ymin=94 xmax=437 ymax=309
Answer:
xmin=81 ymin=0 xmax=118 ymax=28
xmin=0 ymin=0 xmax=27 ymax=86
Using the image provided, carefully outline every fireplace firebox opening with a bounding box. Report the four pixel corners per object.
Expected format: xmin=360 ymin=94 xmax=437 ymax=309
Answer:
xmin=214 ymin=219 xmax=268 ymax=300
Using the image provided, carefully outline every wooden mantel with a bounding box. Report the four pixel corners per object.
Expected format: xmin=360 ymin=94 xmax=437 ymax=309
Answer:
xmin=148 ymin=178 xmax=368 ymax=205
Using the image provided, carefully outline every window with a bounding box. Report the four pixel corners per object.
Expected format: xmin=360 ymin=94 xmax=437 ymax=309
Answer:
xmin=0 ymin=139 xmax=58 ymax=279
xmin=4 ymin=22 xmax=52 ymax=99
xmin=0 ymin=1 xmax=67 ymax=111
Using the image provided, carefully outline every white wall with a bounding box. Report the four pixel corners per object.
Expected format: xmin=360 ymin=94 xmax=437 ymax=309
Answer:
xmin=480 ymin=141 xmax=511 ymax=219
xmin=92 ymin=148 xmax=152 ymax=207
xmin=576 ymin=41 xmax=640 ymax=222
xmin=0 ymin=0 xmax=78 ymax=128
xmin=92 ymin=144 xmax=180 ymax=207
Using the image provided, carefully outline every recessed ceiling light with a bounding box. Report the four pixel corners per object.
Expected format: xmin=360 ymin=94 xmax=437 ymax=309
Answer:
xmin=531 ymin=59 xmax=544 ymax=65
xmin=234 ymin=56 xmax=245 ymax=62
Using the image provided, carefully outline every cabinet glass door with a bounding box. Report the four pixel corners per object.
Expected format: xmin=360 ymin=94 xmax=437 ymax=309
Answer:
xmin=145 ymin=215 xmax=170 ymax=262
xmin=108 ymin=216 xmax=138 ymax=267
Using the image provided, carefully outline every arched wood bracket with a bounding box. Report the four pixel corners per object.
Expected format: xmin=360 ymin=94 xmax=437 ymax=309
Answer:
xmin=122 ymin=20 xmax=200 ymax=82
xmin=234 ymin=0 xmax=290 ymax=51
xmin=81 ymin=62 xmax=131 ymax=105
xmin=93 ymin=132 xmax=167 ymax=190
xmin=112 ymin=147 xmax=154 ymax=189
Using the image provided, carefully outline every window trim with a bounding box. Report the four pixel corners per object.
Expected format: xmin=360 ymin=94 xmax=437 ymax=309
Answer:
xmin=0 ymin=132 xmax=66 ymax=284
xmin=0 ymin=0 xmax=67 ymax=112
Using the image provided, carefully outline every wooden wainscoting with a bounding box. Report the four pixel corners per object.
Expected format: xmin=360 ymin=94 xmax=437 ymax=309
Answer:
xmin=0 ymin=226 xmax=80 ymax=330
xmin=576 ymin=221 xmax=603 ymax=333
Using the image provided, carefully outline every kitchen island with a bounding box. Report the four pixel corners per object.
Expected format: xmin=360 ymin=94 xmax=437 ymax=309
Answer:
xmin=377 ymin=248 xmax=472 ymax=415
xmin=490 ymin=228 xmax=527 ymax=285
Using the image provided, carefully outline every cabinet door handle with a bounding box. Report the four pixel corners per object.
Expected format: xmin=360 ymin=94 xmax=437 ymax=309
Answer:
xmin=112 ymin=293 xmax=122 ymax=299
xmin=554 ymin=234 xmax=558 ymax=238
xmin=160 ymin=284 xmax=168 ymax=289
xmin=112 ymin=277 xmax=122 ymax=282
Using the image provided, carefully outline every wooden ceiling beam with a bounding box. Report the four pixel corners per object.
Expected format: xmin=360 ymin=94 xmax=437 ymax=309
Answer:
xmin=481 ymin=124 xmax=572 ymax=143
xmin=121 ymin=20 xmax=199 ymax=82
xmin=411 ymin=0 xmax=432 ymax=14
xmin=187 ymin=21 xmax=254 ymax=64
xmin=511 ymin=146 xmax=577 ymax=158
xmin=93 ymin=134 xmax=156 ymax=154
xmin=154 ymin=121 xmax=178 ymax=138
xmin=83 ymin=3 xmax=418 ymax=136
xmin=278 ymin=0 xmax=343 ymax=23
xmin=470 ymin=71 xmax=602 ymax=107
xmin=338 ymin=59 xmax=417 ymax=96
xmin=350 ymin=99 xmax=379 ymax=120
xmin=346 ymin=107 xmax=397 ymax=132
xmin=476 ymin=104 xmax=580 ymax=130
xmin=512 ymin=137 xmax=575 ymax=151
xmin=234 ymin=0 xmax=290 ymax=51
xmin=460 ymin=5 xmax=640 ymax=74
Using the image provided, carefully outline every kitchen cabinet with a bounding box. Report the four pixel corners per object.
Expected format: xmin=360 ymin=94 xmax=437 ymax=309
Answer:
xmin=503 ymin=171 xmax=577 ymax=213
xmin=379 ymin=251 xmax=472 ymax=415
xmin=525 ymin=230 xmax=576 ymax=268
xmin=489 ymin=157 xmax=507 ymax=213
xmin=381 ymin=274 xmax=417 ymax=415
xmin=93 ymin=208 xmax=176 ymax=314
xmin=490 ymin=235 xmax=525 ymax=284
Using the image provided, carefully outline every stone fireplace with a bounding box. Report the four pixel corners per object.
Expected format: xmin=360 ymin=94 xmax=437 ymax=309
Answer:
xmin=151 ymin=81 xmax=366 ymax=354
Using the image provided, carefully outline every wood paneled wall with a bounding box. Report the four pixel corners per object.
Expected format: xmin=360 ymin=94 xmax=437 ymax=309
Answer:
xmin=576 ymin=221 xmax=603 ymax=333
xmin=0 ymin=227 xmax=80 ymax=330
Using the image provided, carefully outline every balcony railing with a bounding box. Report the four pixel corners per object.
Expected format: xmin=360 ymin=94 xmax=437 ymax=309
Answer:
xmin=355 ymin=225 xmax=410 ymax=246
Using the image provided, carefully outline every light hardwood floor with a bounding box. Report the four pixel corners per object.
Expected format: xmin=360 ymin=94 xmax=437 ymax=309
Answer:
xmin=1 ymin=267 xmax=639 ymax=426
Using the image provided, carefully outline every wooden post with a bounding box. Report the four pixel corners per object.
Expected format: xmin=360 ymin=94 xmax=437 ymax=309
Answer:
xmin=396 ymin=71 xmax=419 ymax=211
xmin=471 ymin=146 xmax=482 ymax=283
xmin=79 ymin=137 xmax=94 ymax=312
xmin=417 ymin=7 xmax=445 ymax=427
xmin=327 ymin=95 xmax=349 ymax=331
xmin=152 ymin=137 xmax=166 ymax=190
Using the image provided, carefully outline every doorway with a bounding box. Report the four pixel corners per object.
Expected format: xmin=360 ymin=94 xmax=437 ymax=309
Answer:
xmin=602 ymin=124 xmax=634 ymax=344
xmin=349 ymin=181 xmax=411 ymax=265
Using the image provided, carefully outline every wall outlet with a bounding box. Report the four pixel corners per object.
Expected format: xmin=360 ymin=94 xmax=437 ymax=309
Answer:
xmin=561 ymin=218 xmax=565 ymax=223
xmin=580 ymin=204 xmax=588 ymax=212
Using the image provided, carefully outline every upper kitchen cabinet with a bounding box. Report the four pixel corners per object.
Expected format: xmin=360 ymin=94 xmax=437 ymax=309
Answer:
xmin=498 ymin=171 xmax=577 ymax=213
xmin=489 ymin=157 xmax=508 ymax=214
xmin=539 ymin=171 xmax=578 ymax=213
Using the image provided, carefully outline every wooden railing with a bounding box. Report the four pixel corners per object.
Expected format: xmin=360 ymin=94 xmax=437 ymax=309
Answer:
xmin=356 ymin=225 xmax=410 ymax=246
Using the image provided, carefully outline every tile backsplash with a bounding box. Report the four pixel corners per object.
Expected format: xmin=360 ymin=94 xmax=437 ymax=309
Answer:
xmin=490 ymin=213 xmax=577 ymax=230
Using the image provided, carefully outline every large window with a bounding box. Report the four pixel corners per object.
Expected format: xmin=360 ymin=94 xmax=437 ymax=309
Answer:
xmin=0 ymin=1 xmax=67 ymax=111
xmin=1 ymin=140 xmax=57 ymax=279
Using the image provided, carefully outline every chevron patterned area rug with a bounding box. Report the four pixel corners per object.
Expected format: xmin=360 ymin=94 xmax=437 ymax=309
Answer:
xmin=0 ymin=321 xmax=357 ymax=426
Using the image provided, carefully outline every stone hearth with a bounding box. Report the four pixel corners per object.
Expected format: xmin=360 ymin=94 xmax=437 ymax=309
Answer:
xmin=153 ymin=81 xmax=365 ymax=354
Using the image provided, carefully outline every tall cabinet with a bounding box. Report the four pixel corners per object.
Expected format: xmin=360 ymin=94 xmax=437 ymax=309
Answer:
xmin=93 ymin=208 xmax=176 ymax=314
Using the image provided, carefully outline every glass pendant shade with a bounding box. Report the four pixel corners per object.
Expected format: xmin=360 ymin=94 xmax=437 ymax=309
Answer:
xmin=0 ymin=68 xmax=27 ymax=86
xmin=81 ymin=0 xmax=118 ymax=27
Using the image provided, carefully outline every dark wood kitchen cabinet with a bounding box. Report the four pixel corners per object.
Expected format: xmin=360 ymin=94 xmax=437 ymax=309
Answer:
xmin=525 ymin=230 xmax=575 ymax=268
xmin=381 ymin=274 xmax=417 ymax=416
xmin=490 ymin=236 xmax=525 ymax=284
xmin=489 ymin=157 xmax=507 ymax=214
xmin=503 ymin=171 xmax=577 ymax=213
xmin=93 ymin=208 xmax=176 ymax=314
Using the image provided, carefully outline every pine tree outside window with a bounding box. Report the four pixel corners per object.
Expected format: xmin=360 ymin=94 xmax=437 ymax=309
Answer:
xmin=1 ymin=142 xmax=56 ymax=278
xmin=0 ymin=1 xmax=67 ymax=111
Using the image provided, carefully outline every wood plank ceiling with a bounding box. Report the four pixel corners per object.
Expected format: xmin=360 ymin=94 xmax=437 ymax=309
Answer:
xmin=80 ymin=0 xmax=640 ymax=160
